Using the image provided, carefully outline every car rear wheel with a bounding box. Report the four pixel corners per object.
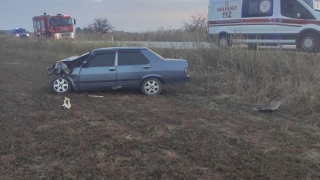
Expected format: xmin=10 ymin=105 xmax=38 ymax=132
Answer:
xmin=218 ymin=34 xmax=230 ymax=48
xmin=300 ymin=33 xmax=319 ymax=52
xmin=141 ymin=78 xmax=162 ymax=96
xmin=51 ymin=76 xmax=71 ymax=94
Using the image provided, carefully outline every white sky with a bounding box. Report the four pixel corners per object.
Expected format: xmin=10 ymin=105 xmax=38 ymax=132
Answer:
xmin=0 ymin=0 xmax=207 ymax=32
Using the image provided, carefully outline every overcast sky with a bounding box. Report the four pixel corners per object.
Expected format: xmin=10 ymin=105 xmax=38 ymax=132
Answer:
xmin=0 ymin=0 xmax=207 ymax=32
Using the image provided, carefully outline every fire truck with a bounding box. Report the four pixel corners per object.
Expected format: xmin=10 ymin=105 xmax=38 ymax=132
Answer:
xmin=32 ymin=13 xmax=76 ymax=39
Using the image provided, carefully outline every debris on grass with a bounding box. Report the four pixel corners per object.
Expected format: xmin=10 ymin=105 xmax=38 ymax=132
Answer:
xmin=88 ymin=95 xmax=104 ymax=98
xmin=84 ymin=92 xmax=104 ymax=98
xmin=62 ymin=97 xmax=71 ymax=109
xmin=253 ymin=100 xmax=282 ymax=112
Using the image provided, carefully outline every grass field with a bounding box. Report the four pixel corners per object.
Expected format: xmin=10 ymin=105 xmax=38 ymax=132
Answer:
xmin=0 ymin=35 xmax=320 ymax=179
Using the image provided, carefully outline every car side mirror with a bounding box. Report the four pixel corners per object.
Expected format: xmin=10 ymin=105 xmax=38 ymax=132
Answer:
xmin=82 ymin=61 xmax=88 ymax=67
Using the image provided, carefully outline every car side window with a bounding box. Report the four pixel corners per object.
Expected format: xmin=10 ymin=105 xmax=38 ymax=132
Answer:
xmin=118 ymin=50 xmax=150 ymax=66
xmin=281 ymin=0 xmax=315 ymax=19
xmin=242 ymin=0 xmax=273 ymax=18
xmin=87 ymin=53 xmax=115 ymax=67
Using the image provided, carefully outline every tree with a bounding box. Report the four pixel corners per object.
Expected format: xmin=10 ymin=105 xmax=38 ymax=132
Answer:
xmin=182 ymin=11 xmax=207 ymax=32
xmin=75 ymin=27 xmax=82 ymax=33
xmin=87 ymin=18 xmax=114 ymax=34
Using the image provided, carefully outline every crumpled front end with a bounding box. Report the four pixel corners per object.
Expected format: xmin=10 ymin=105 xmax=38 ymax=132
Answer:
xmin=47 ymin=61 xmax=71 ymax=79
xmin=47 ymin=56 xmax=79 ymax=78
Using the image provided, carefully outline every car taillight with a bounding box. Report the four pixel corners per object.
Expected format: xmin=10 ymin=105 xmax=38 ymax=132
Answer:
xmin=184 ymin=67 xmax=188 ymax=74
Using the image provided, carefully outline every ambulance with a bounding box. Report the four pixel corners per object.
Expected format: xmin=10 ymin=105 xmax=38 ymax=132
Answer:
xmin=208 ymin=0 xmax=320 ymax=52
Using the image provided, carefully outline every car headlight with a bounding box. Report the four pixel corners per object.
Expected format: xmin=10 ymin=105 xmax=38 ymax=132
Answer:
xmin=55 ymin=33 xmax=61 ymax=39
xmin=184 ymin=67 xmax=188 ymax=74
xmin=27 ymin=34 xmax=29 ymax=37
xmin=16 ymin=34 xmax=19 ymax=37
xmin=71 ymin=33 xmax=74 ymax=38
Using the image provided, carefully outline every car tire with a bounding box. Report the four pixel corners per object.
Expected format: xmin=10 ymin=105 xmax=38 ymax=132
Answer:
xmin=218 ymin=34 xmax=230 ymax=48
xmin=141 ymin=78 xmax=162 ymax=96
xmin=51 ymin=76 xmax=72 ymax=94
xmin=300 ymin=33 xmax=319 ymax=53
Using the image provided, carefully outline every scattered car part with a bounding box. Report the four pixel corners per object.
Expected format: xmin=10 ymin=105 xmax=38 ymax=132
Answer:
xmin=62 ymin=97 xmax=71 ymax=109
xmin=253 ymin=101 xmax=282 ymax=112
xmin=88 ymin=95 xmax=104 ymax=98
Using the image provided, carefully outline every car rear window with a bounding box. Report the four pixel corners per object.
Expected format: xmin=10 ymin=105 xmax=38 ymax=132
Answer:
xmin=118 ymin=50 xmax=150 ymax=66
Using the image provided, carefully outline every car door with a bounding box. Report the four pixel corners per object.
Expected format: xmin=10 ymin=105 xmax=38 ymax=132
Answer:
xmin=241 ymin=0 xmax=275 ymax=45
xmin=275 ymin=0 xmax=315 ymax=45
xmin=116 ymin=50 xmax=151 ymax=87
xmin=79 ymin=50 xmax=116 ymax=89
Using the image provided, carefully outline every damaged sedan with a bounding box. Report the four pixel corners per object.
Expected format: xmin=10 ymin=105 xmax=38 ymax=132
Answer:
xmin=47 ymin=47 xmax=190 ymax=95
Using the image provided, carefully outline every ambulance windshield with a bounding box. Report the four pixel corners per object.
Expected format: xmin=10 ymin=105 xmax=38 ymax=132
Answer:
xmin=303 ymin=0 xmax=320 ymax=11
xmin=54 ymin=18 xmax=73 ymax=26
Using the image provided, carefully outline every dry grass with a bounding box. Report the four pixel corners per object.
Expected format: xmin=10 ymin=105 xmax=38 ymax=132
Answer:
xmin=0 ymin=34 xmax=320 ymax=179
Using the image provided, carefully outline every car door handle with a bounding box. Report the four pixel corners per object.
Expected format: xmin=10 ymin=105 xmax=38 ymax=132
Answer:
xmin=143 ymin=66 xmax=150 ymax=69
xmin=109 ymin=68 xmax=116 ymax=71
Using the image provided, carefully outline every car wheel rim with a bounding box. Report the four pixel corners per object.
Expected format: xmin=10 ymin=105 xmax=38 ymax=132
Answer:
xmin=302 ymin=37 xmax=314 ymax=50
xmin=144 ymin=80 xmax=159 ymax=95
xmin=53 ymin=78 xmax=69 ymax=92
xmin=219 ymin=38 xmax=228 ymax=47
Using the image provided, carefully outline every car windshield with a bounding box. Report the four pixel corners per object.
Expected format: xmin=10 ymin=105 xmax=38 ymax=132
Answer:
xmin=15 ymin=29 xmax=26 ymax=33
xmin=304 ymin=0 xmax=320 ymax=11
xmin=54 ymin=18 xmax=73 ymax=26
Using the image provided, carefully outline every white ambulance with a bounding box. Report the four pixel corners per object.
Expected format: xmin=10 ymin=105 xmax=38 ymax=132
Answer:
xmin=208 ymin=0 xmax=320 ymax=52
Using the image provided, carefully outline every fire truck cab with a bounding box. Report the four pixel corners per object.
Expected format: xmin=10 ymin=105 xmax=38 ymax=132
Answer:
xmin=208 ymin=0 xmax=320 ymax=52
xmin=32 ymin=13 xmax=76 ymax=39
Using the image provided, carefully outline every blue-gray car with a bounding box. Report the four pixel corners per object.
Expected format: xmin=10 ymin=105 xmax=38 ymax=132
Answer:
xmin=47 ymin=47 xmax=190 ymax=95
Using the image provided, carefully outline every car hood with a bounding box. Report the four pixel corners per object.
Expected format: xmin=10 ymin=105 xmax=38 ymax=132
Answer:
xmin=60 ymin=56 xmax=80 ymax=63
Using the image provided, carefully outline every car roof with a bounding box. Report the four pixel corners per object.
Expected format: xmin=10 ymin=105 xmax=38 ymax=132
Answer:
xmin=94 ymin=47 xmax=149 ymax=51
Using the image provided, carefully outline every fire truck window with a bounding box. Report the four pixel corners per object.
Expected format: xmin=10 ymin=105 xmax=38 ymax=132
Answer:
xmin=33 ymin=21 xmax=37 ymax=31
xmin=88 ymin=53 xmax=115 ymax=67
xmin=281 ymin=0 xmax=315 ymax=19
xmin=54 ymin=18 xmax=73 ymax=26
xmin=242 ymin=0 xmax=273 ymax=18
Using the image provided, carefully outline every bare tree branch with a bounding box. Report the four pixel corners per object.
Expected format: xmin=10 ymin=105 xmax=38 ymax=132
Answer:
xmin=87 ymin=18 xmax=114 ymax=34
xmin=182 ymin=11 xmax=207 ymax=32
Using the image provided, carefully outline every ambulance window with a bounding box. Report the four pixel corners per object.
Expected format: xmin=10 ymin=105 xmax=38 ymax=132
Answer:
xmin=242 ymin=0 xmax=273 ymax=17
xmin=281 ymin=0 xmax=315 ymax=19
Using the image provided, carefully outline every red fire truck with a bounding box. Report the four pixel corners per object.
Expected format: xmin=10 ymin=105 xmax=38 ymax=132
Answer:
xmin=32 ymin=13 xmax=76 ymax=39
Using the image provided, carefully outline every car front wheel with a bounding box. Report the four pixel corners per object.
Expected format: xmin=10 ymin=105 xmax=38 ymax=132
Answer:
xmin=141 ymin=78 xmax=162 ymax=95
xmin=300 ymin=33 xmax=319 ymax=52
xmin=51 ymin=76 xmax=71 ymax=94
